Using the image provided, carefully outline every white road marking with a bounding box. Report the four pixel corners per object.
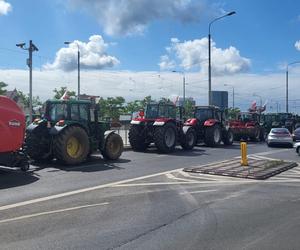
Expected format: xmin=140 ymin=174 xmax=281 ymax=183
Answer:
xmin=0 ymin=148 xmax=295 ymax=212
xmin=0 ymin=168 xmax=185 ymax=212
xmin=180 ymin=189 xmax=217 ymax=195
xmin=113 ymin=180 xmax=257 ymax=187
xmin=0 ymin=202 xmax=109 ymax=224
xmin=165 ymin=173 xmax=196 ymax=182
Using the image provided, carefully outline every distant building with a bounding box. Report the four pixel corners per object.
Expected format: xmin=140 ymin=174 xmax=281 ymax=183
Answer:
xmin=211 ymin=91 xmax=228 ymax=110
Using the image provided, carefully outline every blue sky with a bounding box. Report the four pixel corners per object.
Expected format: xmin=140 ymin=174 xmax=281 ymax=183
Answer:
xmin=1 ymin=0 xmax=300 ymax=112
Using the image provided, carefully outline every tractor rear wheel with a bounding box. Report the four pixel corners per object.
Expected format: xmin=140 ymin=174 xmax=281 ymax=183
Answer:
xmin=154 ymin=123 xmax=177 ymax=153
xmin=102 ymin=133 xmax=123 ymax=160
xmin=25 ymin=131 xmax=51 ymax=162
xmin=223 ymin=129 xmax=234 ymax=145
xmin=129 ymin=125 xmax=148 ymax=151
xmin=181 ymin=127 xmax=196 ymax=150
xmin=53 ymin=126 xmax=89 ymax=165
xmin=204 ymin=125 xmax=222 ymax=147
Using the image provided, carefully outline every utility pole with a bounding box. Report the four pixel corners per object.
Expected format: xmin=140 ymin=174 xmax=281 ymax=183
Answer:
xmin=286 ymin=69 xmax=288 ymax=113
xmin=16 ymin=40 xmax=39 ymax=123
xmin=77 ymin=48 xmax=80 ymax=99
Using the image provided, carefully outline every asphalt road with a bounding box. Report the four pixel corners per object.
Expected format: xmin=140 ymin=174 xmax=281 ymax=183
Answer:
xmin=0 ymin=143 xmax=300 ymax=250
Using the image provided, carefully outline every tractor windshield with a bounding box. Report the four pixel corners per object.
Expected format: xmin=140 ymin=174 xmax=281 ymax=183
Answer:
xmin=158 ymin=105 xmax=176 ymax=119
xmin=145 ymin=104 xmax=158 ymax=119
xmin=48 ymin=103 xmax=68 ymax=121
xmin=195 ymin=109 xmax=213 ymax=121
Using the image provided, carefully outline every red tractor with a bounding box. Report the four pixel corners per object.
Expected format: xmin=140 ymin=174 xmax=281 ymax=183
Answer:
xmin=183 ymin=106 xmax=233 ymax=147
xmin=229 ymin=111 xmax=265 ymax=141
xmin=0 ymin=96 xmax=29 ymax=171
xmin=129 ymin=101 xmax=196 ymax=153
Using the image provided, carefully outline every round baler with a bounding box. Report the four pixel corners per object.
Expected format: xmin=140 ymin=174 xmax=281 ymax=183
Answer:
xmin=0 ymin=96 xmax=29 ymax=171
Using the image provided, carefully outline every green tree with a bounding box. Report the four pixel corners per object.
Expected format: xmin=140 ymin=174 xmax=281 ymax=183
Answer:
xmin=125 ymin=100 xmax=143 ymax=114
xmin=226 ymin=107 xmax=240 ymax=120
xmin=98 ymin=96 xmax=126 ymax=120
xmin=53 ymin=87 xmax=76 ymax=99
xmin=183 ymin=99 xmax=195 ymax=118
xmin=0 ymin=81 xmax=8 ymax=95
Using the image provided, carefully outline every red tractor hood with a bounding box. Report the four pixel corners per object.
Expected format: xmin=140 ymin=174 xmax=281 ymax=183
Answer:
xmin=0 ymin=96 xmax=25 ymax=153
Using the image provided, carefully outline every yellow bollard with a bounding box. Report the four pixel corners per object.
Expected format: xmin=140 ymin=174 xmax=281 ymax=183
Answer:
xmin=240 ymin=142 xmax=248 ymax=166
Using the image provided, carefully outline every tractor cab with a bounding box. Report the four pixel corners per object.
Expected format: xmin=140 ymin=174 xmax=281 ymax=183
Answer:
xmin=25 ymin=98 xmax=123 ymax=165
xmin=194 ymin=106 xmax=226 ymax=124
xmin=183 ymin=106 xmax=233 ymax=147
xmin=129 ymin=101 xmax=192 ymax=153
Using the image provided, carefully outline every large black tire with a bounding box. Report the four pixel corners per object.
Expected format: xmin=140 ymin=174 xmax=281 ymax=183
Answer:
xmin=181 ymin=127 xmax=197 ymax=150
xmin=259 ymin=127 xmax=265 ymax=142
xmin=223 ymin=129 xmax=234 ymax=145
xmin=154 ymin=123 xmax=177 ymax=153
xmin=102 ymin=133 xmax=123 ymax=160
xmin=53 ymin=126 xmax=89 ymax=165
xmin=249 ymin=126 xmax=260 ymax=142
xmin=25 ymin=131 xmax=51 ymax=161
xmin=204 ymin=125 xmax=222 ymax=147
xmin=128 ymin=125 xmax=148 ymax=151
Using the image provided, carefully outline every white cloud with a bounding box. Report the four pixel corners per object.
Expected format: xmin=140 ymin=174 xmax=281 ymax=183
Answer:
xmin=44 ymin=35 xmax=119 ymax=71
xmin=295 ymin=40 xmax=300 ymax=51
xmin=2 ymin=68 xmax=300 ymax=113
xmin=67 ymin=0 xmax=214 ymax=36
xmin=159 ymin=37 xmax=251 ymax=75
xmin=158 ymin=55 xmax=176 ymax=71
xmin=0 ymin=0 xmax=11 ymax=15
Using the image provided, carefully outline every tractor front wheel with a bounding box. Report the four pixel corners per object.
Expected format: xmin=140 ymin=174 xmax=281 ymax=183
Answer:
xmin=53 ymin=126 xmax=89 ymax=165
xmin=25 ymin=131 xmax=51 ymax=162
xmin=181 ymin=127 xmax=197 ymax=150
xmin=223 ymin=129 xmax=234 ymax=145
xmin=102 ymin=133 xmax=123 ymax=160
xmin=154 ymin=123 xmax=177 ymax=153
xmin=128 ymin=125 xmax=148 ymax=151
xmin=204 ymin=125 xmax=222 ymax=147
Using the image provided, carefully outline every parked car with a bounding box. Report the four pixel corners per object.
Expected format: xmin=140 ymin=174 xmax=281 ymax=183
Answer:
xmin=294 ymin=142 xmax=300 ymax=156
xmin=266 ymin=128 xmax=293 ymax=147
xmin=292 ymin=127 xmax=300 ymax=141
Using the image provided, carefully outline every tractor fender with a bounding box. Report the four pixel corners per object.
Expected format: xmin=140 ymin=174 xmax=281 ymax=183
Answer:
xmin=99 ymin=130 xmax=117 ymax=151
xmin=104 ymin=130 xmax=116 ymax=139
xmin=153 ymin=118 xmax=174 ymax=126
xmin=49 ymin=125 xmax=67 ymax=135
xmin=182 ymin=126 xmax=193 ymax=134
xmin=26 ymin=123 xmax=39 ymax=133
xmin=204 ymin=119 xmax=219 ymax=127
xmin=184 ymin=118 xmax=197 ymax=126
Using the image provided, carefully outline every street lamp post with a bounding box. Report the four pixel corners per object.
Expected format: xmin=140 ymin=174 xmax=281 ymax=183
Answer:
xmin=64 ymin=41 xmax=80 ymax=100
xmin=224 ymin=84 xmax=235 ymax=109
xmin=208 ymin=11 xmax=236 ymax=106
xmin=16 ymin=40 xmax=39 ymax=123
xmin=172 ymin=71 xmax=186 ymax=107
xmin=286 ymin=61 xmax=300 ymax=113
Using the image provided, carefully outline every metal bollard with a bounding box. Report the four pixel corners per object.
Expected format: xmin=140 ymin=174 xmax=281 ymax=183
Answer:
xmin=240 ymin=142 xmax=248 ymax=166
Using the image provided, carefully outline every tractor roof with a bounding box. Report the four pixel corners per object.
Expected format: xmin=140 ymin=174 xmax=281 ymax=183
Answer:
xmin=46 ymin=99 xmax=91 ymax=104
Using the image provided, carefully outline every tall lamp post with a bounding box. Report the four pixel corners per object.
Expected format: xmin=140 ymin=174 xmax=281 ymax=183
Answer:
xmin=64 ymin=41 xmax=80 ymax=100
xmin=208 ymin=11 xmax=236 ymax=105
xmin=172 ymin=70 xmax=186 ymax=107
xmin=16 ymin=40 xmax=39 ymax=123
xmin=286 ymin=61 xmax=300 ymax=113
xmin=224 ymin=84 xmax=235 ymax=109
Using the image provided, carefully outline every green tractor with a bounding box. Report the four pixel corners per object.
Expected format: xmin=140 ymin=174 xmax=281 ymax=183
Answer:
xmin=25 ymin=99 xmax=123 ymax=165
